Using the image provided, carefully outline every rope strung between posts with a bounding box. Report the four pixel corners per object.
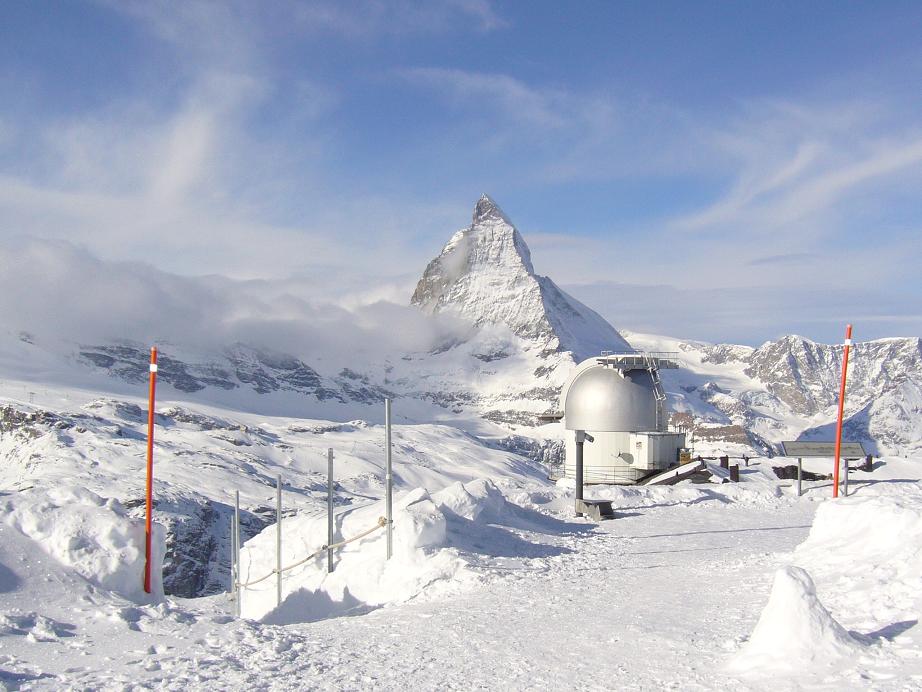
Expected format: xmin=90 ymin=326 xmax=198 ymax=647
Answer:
xmin=236 ymin=516 xmax=389 ymax=589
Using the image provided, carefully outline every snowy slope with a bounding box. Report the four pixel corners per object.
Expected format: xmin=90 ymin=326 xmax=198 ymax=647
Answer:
xmin=1 ymin=439 xmax=921 ymax=689
xmin=0 ymin=386 xmax=547 ymax=598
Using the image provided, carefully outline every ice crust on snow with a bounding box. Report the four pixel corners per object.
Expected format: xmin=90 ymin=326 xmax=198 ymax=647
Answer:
xmin=727 ymin=566 xmax=861 ymax=674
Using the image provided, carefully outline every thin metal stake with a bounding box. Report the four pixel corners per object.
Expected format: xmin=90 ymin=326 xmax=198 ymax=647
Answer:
xmin=276 ymin=474 xmax=282 ymax=607
xmin=230 ymin=514 xmax=236 ymax=601
xmin=385 ymin=399 xmax=393 ymax=560
xmin=843 ymin=458 xmax=849 ymax=497
xmin=797 ymin=458 xmax=803 ymax=497
xmin=234 ymin=490 xmax=241 ymax=617
xmin=327 ymin=448 xmax=334 ymax=573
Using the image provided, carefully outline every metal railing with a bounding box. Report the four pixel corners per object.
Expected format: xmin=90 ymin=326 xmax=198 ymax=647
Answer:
xmin=561 ymin=465 xmax=648 ymax=484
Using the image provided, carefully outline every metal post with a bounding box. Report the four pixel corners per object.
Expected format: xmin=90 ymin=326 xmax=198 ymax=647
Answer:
xmin=327 ymin=448 xmax=334 ymax=573
xmin=797 ymin=458 xmax=803 ymax=497
xmin=385 ymin=399 xmax=393 ymax=560
xmin=575 ymin=430 xmax=585 ymax=517
xmin=276 ymin=475 xmax=282 ymax=607
xmin=234 ymin=490 xmax=241 ymax=617
xmin=833 ymin=324 xmax=853 ymax=498
xmin=230 ymin=513 xmax=236 ymax=601
xmin=843 ymin=459 xmax=849 ymax=497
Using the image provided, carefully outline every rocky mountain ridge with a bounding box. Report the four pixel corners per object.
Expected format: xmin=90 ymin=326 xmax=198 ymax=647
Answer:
xmin=658 ymin=333 xmax=922 ymax=455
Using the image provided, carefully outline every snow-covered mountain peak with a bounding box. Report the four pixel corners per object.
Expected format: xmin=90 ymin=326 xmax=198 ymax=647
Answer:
xmin=473 ymin=193 xmax=512 ymax=226
xmin=411 ymin=196 xmax=631 ymax=360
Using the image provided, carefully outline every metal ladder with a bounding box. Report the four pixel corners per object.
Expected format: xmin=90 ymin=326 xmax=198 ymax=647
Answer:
xmin=644 ymin=353 xmax=668 ymax=431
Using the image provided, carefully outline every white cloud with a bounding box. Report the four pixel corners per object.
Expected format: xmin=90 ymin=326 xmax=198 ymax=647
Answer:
xmin=291 ymin=0 xmax=507 ymax=37
xmin=0 ymin=237 xmax=462 ymax=359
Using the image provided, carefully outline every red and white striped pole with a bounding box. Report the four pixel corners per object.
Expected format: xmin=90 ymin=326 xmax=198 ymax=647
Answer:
xmin=832 ymin=325 xmax=852 ymax=498
xmin=144 ymin=346 xmax=158 ymax=594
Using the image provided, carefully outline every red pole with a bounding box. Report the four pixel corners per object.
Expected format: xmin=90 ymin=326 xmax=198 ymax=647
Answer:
xmin=144 ymin=346 xmax=158 ymax=593
xmin=832 ymin=325 xmax=852 ymax=498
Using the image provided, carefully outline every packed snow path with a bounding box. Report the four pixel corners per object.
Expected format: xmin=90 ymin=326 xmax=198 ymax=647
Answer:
xmin=47 ymin=493 xmax=833 ymax=691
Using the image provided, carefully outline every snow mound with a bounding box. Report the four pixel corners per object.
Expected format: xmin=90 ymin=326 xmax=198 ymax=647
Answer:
xmin=432 ymin=478 xmax=510 ymax=522
xmin=727 ymin=566 xmax=861 ymax=674
xmin=239 ymin=486 xmax=469 ymax=624
xmin=793 ymin=489 xmax=922 ymax=637
xmin=240 ymin=478 xmax=558 ymax=624
xmin=796 ymin=490 xmax=922 ymax=572
xmin=0 ymin=486 xmax=166 ymax=602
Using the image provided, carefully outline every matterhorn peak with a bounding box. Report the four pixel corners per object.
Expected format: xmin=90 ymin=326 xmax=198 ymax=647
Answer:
xmin=411 ymin=196 xmax=632 ymax=359
xmin=473 ymin=194 xmax=511 ymax=225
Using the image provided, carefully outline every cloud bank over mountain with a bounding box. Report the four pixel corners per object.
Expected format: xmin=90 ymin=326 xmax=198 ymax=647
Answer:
xmin=0 ymin=236 xmax=463 ymax=360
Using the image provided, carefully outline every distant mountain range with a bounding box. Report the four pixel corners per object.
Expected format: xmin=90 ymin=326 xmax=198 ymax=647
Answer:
xmin=4 ymin=195 xmax=921 ymax=456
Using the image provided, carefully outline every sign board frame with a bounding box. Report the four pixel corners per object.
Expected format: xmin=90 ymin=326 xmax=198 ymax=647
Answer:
xmin=780 ymin=441 xmax=867 ymax=458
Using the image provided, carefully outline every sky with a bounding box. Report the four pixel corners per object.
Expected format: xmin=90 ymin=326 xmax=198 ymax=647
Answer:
xmin=1 ymin=0 xmax=921 ymax=346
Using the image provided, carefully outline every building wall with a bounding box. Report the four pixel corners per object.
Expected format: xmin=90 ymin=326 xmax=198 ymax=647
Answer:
xmin=563 ymin=430 xmax=686 ymax=483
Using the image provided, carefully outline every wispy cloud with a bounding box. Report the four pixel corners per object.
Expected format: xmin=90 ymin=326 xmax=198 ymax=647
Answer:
xmin=400 ymin=68 xmax=569 ymax=129
xmin=747 ymin=253 xmax=816 ymax=267
xmin=292 ymin=0 xmax=507 ymax=36
xmin=672 ymin=99 xmax=922 ymax=243
xmin=0 ymin=3 xmax=473 ymax=281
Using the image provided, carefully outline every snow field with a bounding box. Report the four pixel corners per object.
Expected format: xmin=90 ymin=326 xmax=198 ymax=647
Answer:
xmin=240 ymin=486 xmax=464 ymax=623
xmin=0 ymin=383 xmax=920 ymax=687
xmin=0 ymin=458 xmax=920 ymax=688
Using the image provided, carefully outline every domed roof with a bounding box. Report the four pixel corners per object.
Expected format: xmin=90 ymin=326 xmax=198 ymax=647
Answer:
xmin=562 ymin=362 xmax=657 ymax=432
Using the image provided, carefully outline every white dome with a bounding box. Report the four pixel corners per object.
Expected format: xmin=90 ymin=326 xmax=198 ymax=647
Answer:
xmin=562 ymin=362 xmax=657 ymax=432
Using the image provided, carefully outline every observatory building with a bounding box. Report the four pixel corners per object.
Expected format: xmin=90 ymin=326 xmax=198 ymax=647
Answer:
xmin=560 ymin=353 xmax=686 ymax=485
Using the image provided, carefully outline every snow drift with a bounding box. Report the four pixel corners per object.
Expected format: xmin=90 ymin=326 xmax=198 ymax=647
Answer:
xmin=729 ymin=486 xmax=922 ymax=678
xmin=793 ymin=488 xmax=922 ymax=639
xmin=238 ymin=478 xmax=553 ymax=623
xmin=0 ymin=486 xmax=166 ymax=602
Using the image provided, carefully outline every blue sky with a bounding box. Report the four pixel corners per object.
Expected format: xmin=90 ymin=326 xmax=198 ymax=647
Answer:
xmin=1 ymin=1 xmax=921 ymax=345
